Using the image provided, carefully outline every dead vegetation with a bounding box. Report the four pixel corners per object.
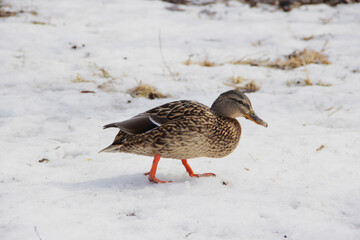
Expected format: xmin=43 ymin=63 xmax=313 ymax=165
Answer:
xmin=128 ymin=83 xmax=168 ymax=100
xmin=92 ymin=65 xmax=117 ymax=92
xmin=72 ymin=74 xmax=93 ymax=83
xmin=184 ymin=56 xmax=218 ymax=67
xmin=301 ymin=35 xmax=315 ymax=41
xmin=286 ymin=78 xmax=332 ymax=87
xmin=229 ymin=75 xmax=245 ymax=84
xmin=163 ymin=0 xmax=359 ymax=11
xmin=286 ymin=66 xmax=331 ymax=87
xmin=38 ymin=158 xmax=50 ymax=163
xmin=185 ymin=47 xmax=330 ymax=70
xmin=326 ymin=106 xmax=343 ymax=117
xmin=229 ymin=58 xmax=268 ymax=67
xmin=162 ymin=0 xmax=217 ymax=5
xmin=239 ymin=81 xmax=260 ymax=92
xmin=316 ymin=144 xmax=325 ymax=152
xmin=0 ymin=1 xmax=37 ymax=18
xmin=80 ymin=90 xmax=96 ymax=94
xmin=92 ymin=64 xmax=114 ymax=80
xmin=230 ymin=48 xmax=330 ymax=70
xmin=71 ymin=65 xmax=117 ymax=92
xmin=225 ymin=76 xmax=260 ymax=92
xmin=72 ymin=65 xmax=169 ymax=96
xmin=30 ymin=21 xmax=46 ymax=25
xmin=271 ymin=49 xmax=330 ymax=70
xmin=159 ymin=32 xmax=181 ymax=81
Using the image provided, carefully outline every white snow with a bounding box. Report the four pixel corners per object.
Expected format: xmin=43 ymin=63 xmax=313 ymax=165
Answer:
xmin=1 ymin=0 xmax=360 ymax=239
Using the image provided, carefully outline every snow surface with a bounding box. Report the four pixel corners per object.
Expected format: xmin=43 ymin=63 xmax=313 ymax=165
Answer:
xmin=1 ymin=0 xmax=360 ymax=239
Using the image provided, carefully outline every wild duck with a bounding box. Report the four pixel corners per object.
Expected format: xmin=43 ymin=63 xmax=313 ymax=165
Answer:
xmin=101 ymin=90 xmax=267 ymax=183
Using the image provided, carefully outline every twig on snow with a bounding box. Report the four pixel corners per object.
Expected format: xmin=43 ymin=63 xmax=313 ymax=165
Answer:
xmin=34 ymin=226 xmax=43 ymax=240
xmin=158 ymin=31 xmax=178 ymax=81
xmin=328 ymin=106 xmax=343 ymax=117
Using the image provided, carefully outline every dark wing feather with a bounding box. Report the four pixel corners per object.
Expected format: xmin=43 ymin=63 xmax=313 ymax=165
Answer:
xmin=103 ymin=115 xmax=158 ymax=135
xmin=103 ymin=100 xmax=209 ymax=135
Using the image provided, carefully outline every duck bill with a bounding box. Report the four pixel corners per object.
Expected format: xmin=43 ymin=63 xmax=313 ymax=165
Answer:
xmin=244 ymin=111 xmax=268 ymax=127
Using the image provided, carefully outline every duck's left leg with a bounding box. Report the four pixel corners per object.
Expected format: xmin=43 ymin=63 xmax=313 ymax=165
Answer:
xmin=181 ymin=159 xmax=216 ymax=178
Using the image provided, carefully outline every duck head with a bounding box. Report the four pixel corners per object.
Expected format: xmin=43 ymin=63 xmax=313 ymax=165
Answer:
xmin=211 ymin=90 xmax=268 ymax=127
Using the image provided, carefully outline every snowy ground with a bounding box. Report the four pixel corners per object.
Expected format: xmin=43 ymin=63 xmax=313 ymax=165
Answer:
xmin=1 ymin=0 xmax=360 ymax=239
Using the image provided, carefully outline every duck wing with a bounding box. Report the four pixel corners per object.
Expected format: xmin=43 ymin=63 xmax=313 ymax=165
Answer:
xmin=103 ymin=115 xmax=159 ymax=134
xmin=103 ymin=100 xmax=208 ymax=135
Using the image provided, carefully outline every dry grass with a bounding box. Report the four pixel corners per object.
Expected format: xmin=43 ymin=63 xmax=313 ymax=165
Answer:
xmin=230 ymin=49 xmax=330 ymax=70
xmin=72 ymin=65 xmax=120 ymax=92
xmin=0 ymin=1 xmax=37 ymax=18
xmin=229 ymin=75 xmax=245 ymax=84
xmin=72 ymin=74 xmax=92 ymax=83
xmin=183 ymin=57 xmax=218 ymax=67
xmin=316 ymin=144 xmax=325 ymax=152
xmin=97 ymin=80 xmax=115 ymax=92
xmin=229 ymin=58 xmax=270 ymax=67
xmin=93 ymin=64 xmax=114 ymax=79
xmin=286 ymin=78 xmax=332 ymax=87
xmin=301 ymin=35 xmax=314 ymax=41
xmin=251 ymin=39 xmax=264 ymax=47
xmin=128 ymin=83 xmax=168 ymax=100
xmin=31 ymin=21 xmax=46 ymax=25
xmin=225 ymin=76 xmax=260 ymax=93
xmin=286 ymin=64 xmax=331 ymax=87
xmin=185 ymin=48 xmax=330 ymax=70
xmin=272 ymin=49 xmax=330 ymax=70
xmin=0 ymin=9 xmax=17 ymax=17
xmin=0 ymin=2 xmax=16 ymax=17
xmin=91 ymin=65 xmax=117 ymax=91
xmin=235 ymin=81 xmax=259 ymax=92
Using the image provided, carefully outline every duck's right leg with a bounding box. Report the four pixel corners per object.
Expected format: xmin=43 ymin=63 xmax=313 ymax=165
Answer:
xmin=144 ymin=154 xmax=172 ymax=183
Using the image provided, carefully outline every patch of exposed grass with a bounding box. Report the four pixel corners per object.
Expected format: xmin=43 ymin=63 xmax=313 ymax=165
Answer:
xmin=185 ymin=48 xmax=330 ymax=70
xmin=229 ymin=75 xmax=245 ymax=84
xmin=251 ymin=39 xmax=264 ymax=47
xmin=0 ymin=9 xmax=16 ymax=17
xmin=225 ymin=76 xmax=260 ymax=93
xmin=72 ymin=64 xmax=120 ymax=92
xmin=128 ymin=83 xmax=168 ymax=100
xmin=286 ymin=66 xmax=331 ymax=87
xmin=229 ymin=58 xmax=270 ymax=67
xmin=92 ymin=65 xmax=117 ymax=91
xmin=286 ymin=79 xmax=332 ymax=87
xmin=183 ymin=56 xmax=219 ymax=67
xmin=271 ymin=49 xmax=330 ymax=70
xmin=231 ymin=49 xmax=330 ymax=70
xmin=301 ymin=35 xmax=314 ymax=41
xmin=241 ymin=0 xmax=359 ymax=12
xmin=72 ymin=74 xmax=93 ymax=83
xmin=0 ymin=1 xmax=37 ymax=18
xmin=97 ymin=79 xmax=115 ymax=92
xmin=92 ymin=64 xmax=114 ymax=79
xmin=237 ymin=81 xmax=259 ymax=92
xmin=31 ymin=21 xmax=46 ymax=25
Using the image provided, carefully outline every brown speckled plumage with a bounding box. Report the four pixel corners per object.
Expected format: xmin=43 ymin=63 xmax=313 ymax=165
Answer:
xmin=101 ymin=90 xmax=267 ymax=183
xmin=105 ymin=100 xmax=241 ymax=159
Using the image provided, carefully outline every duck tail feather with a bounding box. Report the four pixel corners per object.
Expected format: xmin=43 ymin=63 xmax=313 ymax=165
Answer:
xmin=103 ymin=123 xmax=118 ymax=129
xmin=99 ymin=144 xmax=122 ymax=153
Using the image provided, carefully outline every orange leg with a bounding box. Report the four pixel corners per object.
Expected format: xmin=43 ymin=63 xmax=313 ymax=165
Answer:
xmin=144 ymin=154 xmax=172 ymax=183
xmin=181 ymin=159 xmax=216 ymax=178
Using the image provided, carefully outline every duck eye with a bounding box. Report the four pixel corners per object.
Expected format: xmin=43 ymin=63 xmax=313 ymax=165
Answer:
xmin=231 ymin=98 xmax=243 ymax=104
